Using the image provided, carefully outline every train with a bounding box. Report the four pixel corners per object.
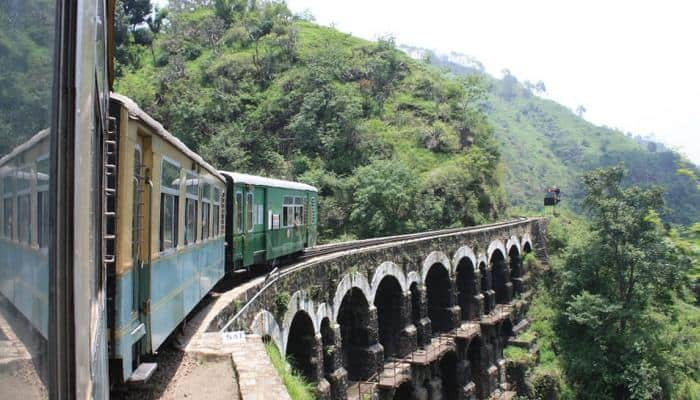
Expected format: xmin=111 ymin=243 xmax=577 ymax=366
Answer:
xmin=0 ymin=1 xmax=318 ymax=397
xmin=108 ymin=94 xmax=318 ymax=383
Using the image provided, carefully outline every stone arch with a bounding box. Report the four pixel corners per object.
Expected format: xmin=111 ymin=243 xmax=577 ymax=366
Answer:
xmin=490 ymin=247 xmax=511 ymax=304
xmin=285 ymin=310 xmax=318 ymax=382
xmin=455 ymin=254 xmax=479 ymax=321
xmin=336 ymin=287 xmax=375 ymax=381
xmin=487 ymin=239 xmax=507 ymax=264
xmin=452 ymin=246 xmax=478 ymax=273
xmin=282 ymin=290 xmax=318 ymax=339
xmin=250 ymin=309 xmax=283 ymax=354
xmin=467 ymin=337 xmax=485 ymax=398
xmin=521 ymin=233 xmax=533 ymax=253
xmin=422 ymin=251 xmax=452 ymax=284
xmin=439 ymin=350 xmax=459 ymax=400
xmin=373 ymin=274 xmax=405 ymax=358
xmin=406 ymin=270 xmax=421 ymax=289
xmin=320 ymin=318 xmax=336 ymax=375
xmin=508 ymin=242 xmax=523 ymax=295
xmin=370 ymin=261 xmax=408 ymax=300
xmin=425 ymin=261 xmax=454 ymax=333
xmin=477 ymin=254 xmax=493 ymax=314
xmin=333 ymin=271 xmax=371 ymax=320
xmin=316 ymin=302 xmax=332 ymax=327
xmin=505 ymin=235 xmax=521 ymax=256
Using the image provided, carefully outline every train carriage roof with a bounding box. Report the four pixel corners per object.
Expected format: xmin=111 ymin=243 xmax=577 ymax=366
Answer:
xmin=110 ymin=92 xmax=225 ymax=183
xmin=219 ymin=171 xmax=318 ymax=192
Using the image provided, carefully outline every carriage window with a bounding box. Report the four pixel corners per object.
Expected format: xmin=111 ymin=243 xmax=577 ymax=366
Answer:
xmin=246 ymin=192 xmax=253 ymax=232
xmin=160 ymin=159 xmax=180 ymax=251
xmin=201 ymin=184 xmax=211 ymax=239
xmin=16 ymin=167 xmax=32 ymax=244
xmin=282 ymin=196 xmax=293 ymax=227
xmin=235 ymin=191 xmax=242 ymax=233
xmin=184 ymin=172 xmax=198 ymax=245
xmin=37 ymin=157 xmax=49 ymax=248
xmin=2 ymin=174 xmax=13 ymax=239
xmin=213 ymin=187 xmax=221 ymax=236
xmin=294 ymin=196 xmax=304 ymax=226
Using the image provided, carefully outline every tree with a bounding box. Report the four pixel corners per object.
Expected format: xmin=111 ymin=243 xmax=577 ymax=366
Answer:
xmin=576 ymin=104 xmax=586 ymax=117
xmin=348 ymin=159 xmax=420 ymax=238
xmin=122 ymin=0 xmax=152 ymax=30
xmin=554 ymin=165 xmax=686 ymax=399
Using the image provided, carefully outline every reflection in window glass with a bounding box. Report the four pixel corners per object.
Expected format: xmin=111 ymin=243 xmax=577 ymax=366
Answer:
xmin=235 ymin=192 xmax=243 ymax=233
xmin=1 ymin=0 xmax=58 ymax=395
xmin=17 ymin=194 xmax=31 ymax=244
xmin=246 ymin=193 xmax=253 ymax=231
xmin=160 ymin=159 xmax=180 ymax=251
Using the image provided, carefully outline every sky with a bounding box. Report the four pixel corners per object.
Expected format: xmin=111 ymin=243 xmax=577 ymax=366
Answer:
xmin=283 ymin=0 xmax=700 ymax=164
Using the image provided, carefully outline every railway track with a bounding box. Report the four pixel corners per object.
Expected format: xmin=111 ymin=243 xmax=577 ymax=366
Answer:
xmin=300 ymin=216 xmax=528 ymax=260
xmin=220 ymin=217 xmax=531 ymax=332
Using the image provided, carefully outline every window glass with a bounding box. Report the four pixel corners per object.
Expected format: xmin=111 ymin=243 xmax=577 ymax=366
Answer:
xmin=185 ymin=172 xmax=198 ymax=196
xmin=235 ymin=192 xmax=243 ymax=233
xmin=213 ymin=204 xmax=220 ymax=236
xmin=2 ymin=175 xmax=15 ymax=239
xmin=17 ymin=194 xmax=31 ymax=244
xmin=160 ymin=193 xmax=178 ymax=251
xmin=3 ymin=195 xmax=13 ymax=239
xmin=185 ymin=198 xmax=197 ymax=244
xmin=202 ymin=202 xmax=210 ymax=239
xmin=1 ymin=0 xmax=59 ymax=392
xmin=246 ymin=192 xmax=253 ymax=231
xmin=37 ymin=191 xmax=48 ymax=248
xmin=184 ymin=172 xmax=198 ymax=245
xmin=161 ymin=159 xmax=180 ymax=193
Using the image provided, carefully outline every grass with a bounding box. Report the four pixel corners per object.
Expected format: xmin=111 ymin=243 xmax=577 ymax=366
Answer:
xmin=264 ymin=341 xmax=316 ymax=400
xmin=504 ymin=345 xmax=532 ymax=364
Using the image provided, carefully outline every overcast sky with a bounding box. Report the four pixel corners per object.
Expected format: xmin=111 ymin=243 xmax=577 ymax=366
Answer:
xmin=284 ymin=0 xmax=700 ymax=164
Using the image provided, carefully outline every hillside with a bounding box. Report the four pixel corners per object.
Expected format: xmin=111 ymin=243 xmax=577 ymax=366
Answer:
xmin=414 ymin=48 xmax=700 ymax=225
xmin=114 ymin=2 xmax=507 ymax=240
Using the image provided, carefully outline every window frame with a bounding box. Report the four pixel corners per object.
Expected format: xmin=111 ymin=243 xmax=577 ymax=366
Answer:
xmin=2 ymin=171 xmax=15 ymax=240
xmin=16 ymin=165 xmax=33 ymax=245
xmin=184 ymin=171 xmax=198 ymax=245
xmin=212 ymin=186 xmax=222 ymax=237
xmin=235 ymin=190 xmax=243 ymax=234
xmin=246 ymin=191 xmax=254 ymax=232
xmin=159 ymin=157 xmax=181 ymax=253
xmin=201 ymin=183 xmax=211 ymax=240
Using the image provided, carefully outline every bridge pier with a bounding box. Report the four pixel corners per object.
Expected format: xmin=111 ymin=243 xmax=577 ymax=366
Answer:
xmin=321 ymin=322 xmax=348 ymax=400
xmin=398 ymin=291 xmax=418 ymax=357
xmin=412 ymin=285 xmax=433 ymax=347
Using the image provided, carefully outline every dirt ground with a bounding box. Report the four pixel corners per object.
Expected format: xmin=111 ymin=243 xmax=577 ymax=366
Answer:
xmin=111 ymin=344 xmax=239 ymax=400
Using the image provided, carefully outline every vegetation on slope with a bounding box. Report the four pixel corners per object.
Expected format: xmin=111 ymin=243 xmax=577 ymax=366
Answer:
xmin=265 ymin=341 xmax=316 ymax=400
xmin=114 ymin=0 xmax=506 ymax=241
xmin=522 ymin=167 xmax=700 ymax=399
xmin=421 ymin=50 xmax=700 ymax=226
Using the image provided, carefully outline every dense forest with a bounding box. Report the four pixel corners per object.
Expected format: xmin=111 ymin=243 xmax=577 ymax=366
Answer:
xmin=112 ymin=1 xmax=699 ymax=399
xmin=404 ymin=47 xmax=700 ymax=226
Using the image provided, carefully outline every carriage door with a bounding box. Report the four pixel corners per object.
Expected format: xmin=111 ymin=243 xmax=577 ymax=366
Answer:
xmin=132 ymin=144 xmax=150 ymax=355
xmin=242 ymin=188 xmax=254 ymax=266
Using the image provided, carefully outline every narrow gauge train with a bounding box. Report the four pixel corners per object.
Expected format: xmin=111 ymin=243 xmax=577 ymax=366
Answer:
xmin=1 ymin=1 xmax=320 ymax=396
xmin=108 ymin=94 xmax=319 ymax=383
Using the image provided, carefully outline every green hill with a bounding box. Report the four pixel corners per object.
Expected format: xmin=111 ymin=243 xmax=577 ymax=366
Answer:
xmin=114 ymin=1 xmax=507 ymax=240
xmin=418 ymin=49 xmax=700 ymax=225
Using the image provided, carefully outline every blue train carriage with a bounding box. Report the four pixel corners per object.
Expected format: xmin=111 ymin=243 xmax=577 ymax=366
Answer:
xmin=220 ymin=172 xmax=318 ymax=270
xmin=0 ymin=130 xmax=51 ymax=338
xmin=109 ymin=93 xmax=227 ymax=383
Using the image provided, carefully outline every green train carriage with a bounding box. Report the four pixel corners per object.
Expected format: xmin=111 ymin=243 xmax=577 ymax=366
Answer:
xmin=220 ymin=172 xmax=318 ymax=270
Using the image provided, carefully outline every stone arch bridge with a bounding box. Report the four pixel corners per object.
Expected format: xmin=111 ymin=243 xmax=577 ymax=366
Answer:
xmin=219 ymin=218 xmax=547 ymax=400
